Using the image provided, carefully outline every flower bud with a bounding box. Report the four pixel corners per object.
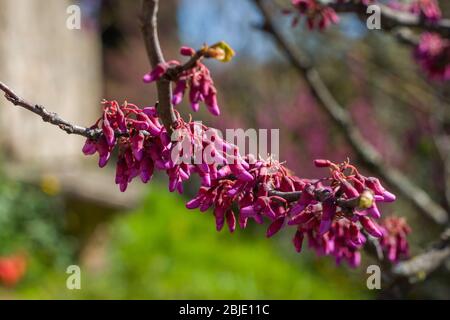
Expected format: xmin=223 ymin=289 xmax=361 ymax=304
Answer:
xmin=143 ymin=63 xmax=167 ymax=83
xmin=180 ymin=46 xmax=196 ymax=56
xmin=266 ymin=217 xmax=285 ymax=237
xmin=82 ymin=139 xmax=97 ymax=155
xmin=359 ymin=216 xmax=383 ymax=238
xmin=102 ymin=117 xmax=115 ymax=147
xmin=214 ymin=208 xmax=225 ymax=231
xmin=207 ymin=41 xmax=235 ymax=63
xmin=313 ymin=159 xmax=331 ymax=168
xmin=293 ymin=230 xmax=304 ymax=253
xmin=288 ymin=210 xmax=314 ymax=225
xmin=226 ymin=210 xmax=236 ymax=233
xmin=357 ymin=189 xmax=374 ymax=210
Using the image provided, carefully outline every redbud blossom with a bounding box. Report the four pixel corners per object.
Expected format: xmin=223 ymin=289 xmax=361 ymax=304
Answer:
xmin=184 ymin=157 xmax=399 ymax=267
xmin=409 ymin=0 xmax=442 ymax=22
xmin=142 ymin=45 xmax=230 ymax=116
xmin=380 ymin=216 xmax=411 ymax=262
xmin=180 ymin=46 xmax=196 ymax=57
xmin=80 ymin=41 xmax=406 ymax=269
xmin=290 ymin=0 xmax=339 ymax=30
xmin=415 ymin=33 xmax=450 ymax=81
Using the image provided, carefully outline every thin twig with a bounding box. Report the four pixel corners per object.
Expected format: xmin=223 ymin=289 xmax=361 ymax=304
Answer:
xmin=393 ymin=228 xmax=450 ymax=282
xmin=0 ymin=81 xmax=101 ymax=139
xmin=0 ymin=81 xmax=153 ymax=139
xmin=268 ymin=190 xmax=301 ymax=202
xmin=257 ymin=0 xmax=450 ymax=285
xmin=165 ymin=50 xmax=206 ymax=81
xmin=329 ymin=2 xmax=450 ymax=38
xmin=428 ymin=86 xmax=450 ymax=212
xmin=253 ymin=0 xmax=448 ymax=226
xmin=141 ymin=0 xmax=177 ymax=133
xmin=1 ymin=5 xmax=202 ymax=141
xmin=269 ymin=189 xmax=360 ymax=208
xmin=392 ymin=27 xmax=420 ymax=46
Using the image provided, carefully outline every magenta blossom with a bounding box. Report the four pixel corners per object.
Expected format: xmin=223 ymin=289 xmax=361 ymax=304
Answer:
xmin=415 ymin=33 xmax=450 ymax=81
xmin=82 ymin=100 xmax=253 ymax=193
xmin=303 ymin=219 xmax=365 ymax=267
xmin=380 ymin=216 xmax=411 ymax=263
xmin=83 ymin=100 xmax=402 ymax=268
xmin=81 ymin=44 xmax=404 ymax=269
xmin=142 ymin=47 xmax=221 ymax=116
xmin=186 ymin=157 xmax=398 ymax=267
xmin=290 ymin=0 xmax=339 ymax=30
xmin=409 ymin=0 xmax=442 ymax=22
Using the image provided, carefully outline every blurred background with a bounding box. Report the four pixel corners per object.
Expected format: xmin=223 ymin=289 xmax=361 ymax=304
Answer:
xmin=0 ymin=0 xmax=449 ymax=299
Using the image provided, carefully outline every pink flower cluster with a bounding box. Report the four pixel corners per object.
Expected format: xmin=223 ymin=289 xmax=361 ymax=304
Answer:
xmin=82 ymin=101 xmax=164 ymax=191
xmin=290 ymin=0 xmax=340 ymax=30
xmin=304 ymin=219 xmax=365 ymax=267
xmin=169 ymin=121 xmax=252 ymax=192
xmin=82 ymin=101 xmax=251 ymax=193
xmin=415 ymin=32 xmax=450 ymax=81
xmin=288 ymin=0 xmax=442 ymax=30
xmin=380 ymin=216 xmax=411 ymax=262
xmin=143 ymin=47 xmax=220 ymax=116
xmin=389 ymin=0 xmax=441 ymax=22
xmin=409 ymin=0 xmax=442 ymax=22
xmin=288 ymin=1 xmax=377 ymax=30
xmin=187 ymin=158 xmax=397 ymax=267
xmin=386 ymin=1 xmax=448 ymax=81
xmin=187 ymin=157 xmax=302 ymax=232
xmin=82 ymin=45 xmax=407 ymax=268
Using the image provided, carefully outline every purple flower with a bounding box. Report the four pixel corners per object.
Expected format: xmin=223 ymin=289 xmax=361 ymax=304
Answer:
xmin=82 ymin=139 xmax=97 ymax=155
xmin=131 ymin=133 xmax=145 ymax=161
xmin=140 ymin=156 xmax=154 ymax=183
xmin=102 ymin=115 xmax=115 ymax=147
xmin=172 ymin=80 xmax=187 ymax=105
xmin=143 ymin=63 xmax=168 ymax=83
xmin=266 ymin=216 xmax=286 ymax=237
xmin=180 ymin=46 xmax=196 ymax=57
xmin=226 ymin=210 xmax=236 ymax=233
xmin=293 ymin=230 xmax=304 ymax=252
xmin=144 ymin=46 xmax=222 ymax=116
xmin=380 ymin=216 xmax=411 ymax=263
xmin=414 ymin=33 xmax=450 ymax=81
xmin=359 ymin=216 xmax=383 ymax=238
xmin=319 ymin=199 xmax=336 ymax=235
xmin=82 ymin=97 xmax=402 ymax=269
xmin=290 ymin=0 xmax=339 ymax=30
xmin=96 ymin=136 xmax=111 ymax=168
xmin=409 ymin=0 xmax=441 ymax=22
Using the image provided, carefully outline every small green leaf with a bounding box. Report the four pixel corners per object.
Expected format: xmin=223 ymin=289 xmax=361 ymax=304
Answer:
xmin=209 ymin=41 xmax=235 ymax=63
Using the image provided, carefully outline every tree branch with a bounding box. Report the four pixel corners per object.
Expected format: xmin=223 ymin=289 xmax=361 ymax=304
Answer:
xmin=269 ymin=189 xmax=369 ymax=210
xmin=268 ymin=190 xmax=301 ymax=202
xmin=0 ymin=81 xmax=101 ymax=139
xmin=428 ymin=88 xmax=450 ymax=212
xmin=1 ymin=5 xmax=204 ymax=142
xmin=393 ymin=228 xmax=450 ymax=282
xmin=141 ymin=0 xmax=177 ymax=133
xmin=253 ymin=0 xmax=448 ymax=225
xmin=165 ymin=49 xmax=206 ymax=81
xmin=0 ymin=0 xmax=196 ymax=139
xmin=329 ymin=2 xmax=450 ymax=38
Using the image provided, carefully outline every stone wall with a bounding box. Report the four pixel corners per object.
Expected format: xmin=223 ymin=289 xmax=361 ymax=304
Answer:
xmin=0 ymin=0 xmax=101 ymax=170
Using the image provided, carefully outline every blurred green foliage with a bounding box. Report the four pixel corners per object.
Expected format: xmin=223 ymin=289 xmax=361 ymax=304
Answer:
xmin=4 ymin=183 xmax=370 ymax=299
xmin=0 ymin=174 xmax=74 ymax=267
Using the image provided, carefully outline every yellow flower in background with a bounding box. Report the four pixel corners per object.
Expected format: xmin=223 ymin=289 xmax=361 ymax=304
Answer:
xmin=40 ymin=174 xmax=60 ymax=196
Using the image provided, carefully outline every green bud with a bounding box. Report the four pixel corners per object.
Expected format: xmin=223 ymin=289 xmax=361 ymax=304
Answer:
xmin=358 ymin=190 xmax=374 ymax=210
xmin=208 ymin=41 xmax=235 ymax=63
